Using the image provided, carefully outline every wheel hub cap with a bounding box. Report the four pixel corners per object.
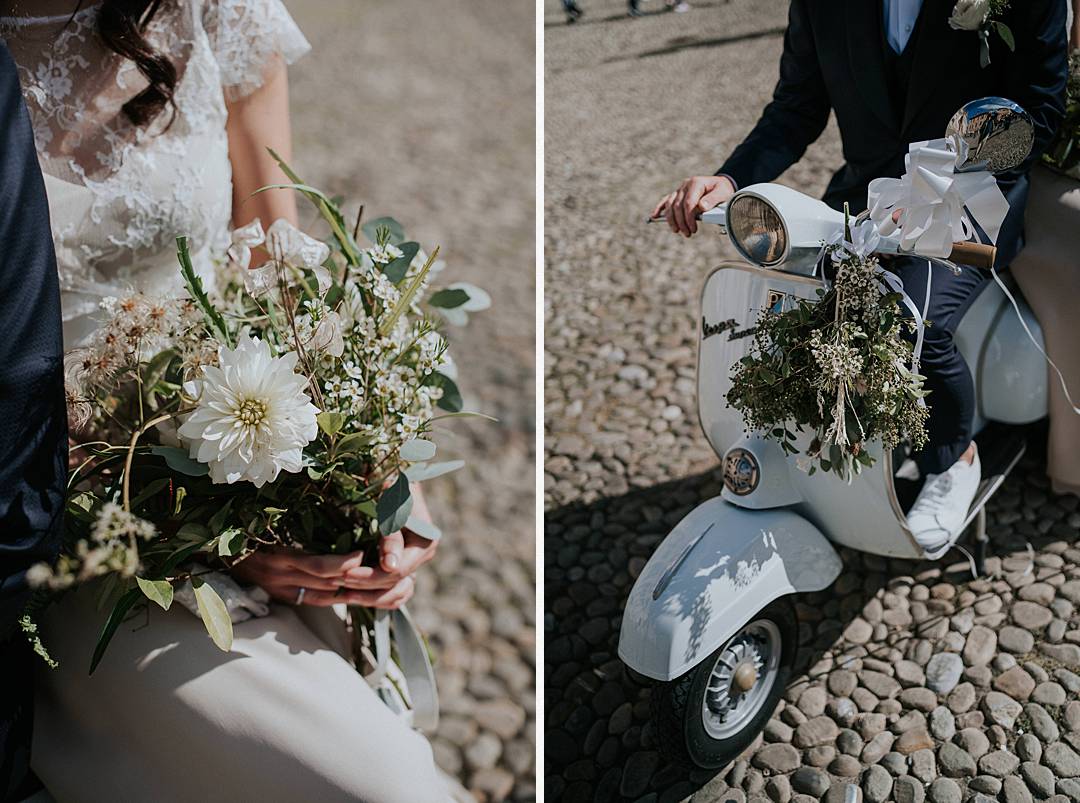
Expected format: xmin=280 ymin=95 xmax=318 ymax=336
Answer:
xmin=701 ymin=619 xmax=781 ymax=740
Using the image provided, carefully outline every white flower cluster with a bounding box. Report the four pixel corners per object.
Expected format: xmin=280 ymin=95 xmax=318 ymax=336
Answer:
xmin=28 ymin=502 xmax=156 ymax=590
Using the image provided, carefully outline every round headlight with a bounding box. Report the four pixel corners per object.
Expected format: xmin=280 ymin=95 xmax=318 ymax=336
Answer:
xmin=727 ymin=194 xmax=787 ymax=267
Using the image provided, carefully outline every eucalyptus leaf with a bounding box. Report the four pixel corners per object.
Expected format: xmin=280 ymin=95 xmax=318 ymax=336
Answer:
xmin=193 ymin=579 xmax=233 ymax=652
xmin=405 ymin=514 xmax=442 ymax=542
xmin=427 ymin=288 xmax=470 ymax=309
xmin=317 ymin=411 xmax=344 ymax=437
xmin=136 ymin=577 xmax=174 ymax=611
xmin=90 ymin=588 xmax=142 ymax=674
xmin=376 ymin=473 xmax=412 ymax=536
xmin=429 ymin=372 xmax=463 ymax=412
xmin=399 ymin=439 xmax=437 ymax=462
xmin=404 ymin=460 xmax=465 ymax=482
xmin=207 ymin=498 xmax=234 ymax=536
xmin=217 ymin=527 xmax=246 ymax=557
xmin=361 ymin=216 xmax=405 ymax=245
xmin=382 ymin=241 xmax=420 ymax=284
xmin=150 ymin=446 xmax=209 ymax=477
xmin=336 ymin=432 xmax=372 ymax=454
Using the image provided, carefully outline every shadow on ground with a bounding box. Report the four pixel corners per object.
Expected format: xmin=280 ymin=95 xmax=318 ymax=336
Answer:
xmin=545 ymin=431 xmax=1075 ymax=803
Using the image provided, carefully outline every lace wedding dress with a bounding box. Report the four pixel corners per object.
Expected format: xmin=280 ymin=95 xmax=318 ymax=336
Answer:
xmin=1 ymin=3 xmax=451 ymax=800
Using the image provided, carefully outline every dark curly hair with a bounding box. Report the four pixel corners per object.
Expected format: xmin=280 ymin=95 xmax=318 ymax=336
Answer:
xmin=94 ymin=0 xmax=177 ymax=126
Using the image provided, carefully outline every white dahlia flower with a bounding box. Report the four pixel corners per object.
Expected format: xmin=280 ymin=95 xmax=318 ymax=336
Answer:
xmin=177 ymin=335 xmax=319 ymax=487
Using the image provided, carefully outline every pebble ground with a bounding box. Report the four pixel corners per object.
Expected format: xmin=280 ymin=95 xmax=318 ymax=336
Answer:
xmin=289 ymin=3 xmax=535 ymax=800
xmin=544 ymin=2 xmax=1080 ymax=802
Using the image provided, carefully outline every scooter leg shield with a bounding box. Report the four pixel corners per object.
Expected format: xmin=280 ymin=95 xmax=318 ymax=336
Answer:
xmin=617 ymin=496 xmax=842 ymax=681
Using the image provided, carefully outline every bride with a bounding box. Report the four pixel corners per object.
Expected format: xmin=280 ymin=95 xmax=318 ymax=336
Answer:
xmin=0 ymin=1 xmax=458 ymax=801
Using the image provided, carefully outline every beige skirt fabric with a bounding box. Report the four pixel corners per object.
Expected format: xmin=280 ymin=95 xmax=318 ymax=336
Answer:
xmin=32 ymin=589 xmax=451 ymax=803
xmin=1012 ymin=164 xmax=1080 ymax=498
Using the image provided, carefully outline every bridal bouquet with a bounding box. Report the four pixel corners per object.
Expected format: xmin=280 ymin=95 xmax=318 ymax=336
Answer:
xmin=28 ymin=155 xmax=489 ymax=677
xmin=726 ymin=217 xmax=929 ymax=480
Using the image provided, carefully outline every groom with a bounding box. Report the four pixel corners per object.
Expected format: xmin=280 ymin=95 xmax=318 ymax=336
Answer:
xmin=0 ymin=41 xmax=68 ymax=800
xmin=655 ymin=0 xmax=1067 ymax=554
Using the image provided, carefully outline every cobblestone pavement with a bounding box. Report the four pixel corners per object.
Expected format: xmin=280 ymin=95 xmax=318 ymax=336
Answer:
xmin=288 ymin=3 xmax=535 ymax=800
xmin=544 ymin=2 xmax=1080 ymax=802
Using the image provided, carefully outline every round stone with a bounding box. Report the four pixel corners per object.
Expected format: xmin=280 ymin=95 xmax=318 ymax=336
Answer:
xmin=1012 ymin=600 xmax=1053 ymax=629
xmin=926 ymin=653 xmax=964 ymax=694
xmin=862 ymin=764 xmax=893 ymax=803
xmin=895 ymin=660 xmax=926 ymax=688
xmin=954 ymin=727 xmax=991 ymax=760
xmin=929 ymin=706 xmax=956 ymax=740
xmin=837 ymin=728 xmax=863 ymax=757
xmin=896 ymin=726 xmax=934 ymax=755
xmin=963 ymin=627 xmax=997 ymax=666
xmin=828 ymin=670 xmax=858 ymax=698
xmin=998 ymin=625 xmax=1036 ymax=654
xmin=893 ymin=775 xmax=925 ymax=803
xmin=1020 ymin=761 xmax=1056 ymax=797
xmin=969 ymin=775 xmax=1003 ymax=795
xmin=1016 ymin=733 xmax=1042 ymax=762
xmin=797 ymin=685 xmax=828 ymax=718
xmin=936 ymin=742 xmax=976 ymax=777
xmin=790 ymin=767 xmax=830 ymax=798
xmin=829 ymin=755 xmax=862 ymax=777
xmin=766 ymin=775 xmax=791 ymax=803
xmin=1032 ymin=681 xmax=1067 ymax=705
xmin=793 ymin=716 xmax=839 ymax=749
xmin=898 ymin=687 xmax=938 ymax=712
xmin=946 ymin=683 xmax=976 ymax=713
xmin=1025 ymin=702 xmax=1061 ymax=743
xmin=752 ymin=744 xmax=801 ymax=774
xmin=844 ymin=617 xmax=874 ymax=645
xmin=1043 ymin=742 xmax=1080 ymax=777
xmin=1002 ymin=775 xmax=1035 ymax=803
xmin=860 ymin=670 xmax=901 ymax=699
xmin=978 ymin=749 xmax=1020 ymax=777
xmin=992 ymin=666 xmax=1036 ymax=700
xmin=927 ymin=777 xmax=961 ymax=803
xmin=981 ymin=691 xmax=1022 ymax=728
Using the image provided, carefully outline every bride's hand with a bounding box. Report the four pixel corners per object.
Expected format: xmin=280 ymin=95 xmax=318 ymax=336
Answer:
xmin=230 ymin=549 xmax=414 ymax=608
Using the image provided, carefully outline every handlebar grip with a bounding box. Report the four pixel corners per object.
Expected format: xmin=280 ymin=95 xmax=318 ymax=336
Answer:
xmin=948 ymin=241 xmax=996 ymax=268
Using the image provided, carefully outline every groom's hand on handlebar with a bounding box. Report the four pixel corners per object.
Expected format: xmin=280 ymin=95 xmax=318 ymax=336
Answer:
xmin=652 ymin=175 xmax=735 ymax=238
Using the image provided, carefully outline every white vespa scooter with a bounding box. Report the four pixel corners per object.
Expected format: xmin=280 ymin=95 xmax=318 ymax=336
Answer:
xmin=619 ymin=98 xmax=1049 ymax=769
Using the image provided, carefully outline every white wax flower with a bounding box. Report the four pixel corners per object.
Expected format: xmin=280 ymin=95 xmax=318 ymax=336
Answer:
xmin=178 ymin=334 xmax=319 ymax=487
xmin=948 ymin=0 xmax=990 ymax=31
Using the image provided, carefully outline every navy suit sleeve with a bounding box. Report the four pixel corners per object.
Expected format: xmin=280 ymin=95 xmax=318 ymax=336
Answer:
xmin=716 ymin=0 xmax=832 ymax=187
xmin=0 ymin=41 xmax=67 ymax=639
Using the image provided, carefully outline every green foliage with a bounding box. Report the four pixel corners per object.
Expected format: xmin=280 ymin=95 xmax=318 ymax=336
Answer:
xmin=727 ymin=243 xmax=929 ymax=480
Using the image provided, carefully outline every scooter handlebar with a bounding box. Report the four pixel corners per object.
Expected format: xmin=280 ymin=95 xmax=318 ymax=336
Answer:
xmin=947 ymin=241 xmax=996 ymax=269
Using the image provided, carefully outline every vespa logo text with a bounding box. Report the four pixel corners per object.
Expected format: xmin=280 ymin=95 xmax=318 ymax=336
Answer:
xmin=702 ymin=316 xmax=756 ymax=342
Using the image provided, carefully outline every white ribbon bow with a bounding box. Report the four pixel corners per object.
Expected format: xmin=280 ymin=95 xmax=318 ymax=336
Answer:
xmin=867 ymin=137 xmax=1010 ymax=257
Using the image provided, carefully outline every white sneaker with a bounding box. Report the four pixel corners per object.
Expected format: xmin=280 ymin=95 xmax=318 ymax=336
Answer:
xmin=906 ymin=446 xmax=981 ymax=559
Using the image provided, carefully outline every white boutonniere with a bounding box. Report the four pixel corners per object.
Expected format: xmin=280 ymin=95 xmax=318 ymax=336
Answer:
xmin=948 ymin=0 xmax=1015 ymax=68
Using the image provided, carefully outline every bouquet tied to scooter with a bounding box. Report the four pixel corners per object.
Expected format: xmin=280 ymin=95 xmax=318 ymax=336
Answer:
xmin=727 ymin=106 xmax=1020 ymax=480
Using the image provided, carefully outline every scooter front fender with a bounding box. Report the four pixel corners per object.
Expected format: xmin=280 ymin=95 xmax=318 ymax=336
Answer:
xmin=618 ymin=497 xmax=841 ymax=681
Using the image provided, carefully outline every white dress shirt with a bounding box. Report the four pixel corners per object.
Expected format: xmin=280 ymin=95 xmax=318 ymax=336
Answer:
xmin=883 ymin=0 xmax=925 ymax=53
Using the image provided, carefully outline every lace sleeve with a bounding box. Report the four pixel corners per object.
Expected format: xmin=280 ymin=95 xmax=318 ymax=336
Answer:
xmin=203 ymin=0 xmax=311 ymax=102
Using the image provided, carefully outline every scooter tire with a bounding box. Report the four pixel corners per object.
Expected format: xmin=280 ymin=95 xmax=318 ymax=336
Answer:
xmin=650 ymin=596 xmax=797 ymax=770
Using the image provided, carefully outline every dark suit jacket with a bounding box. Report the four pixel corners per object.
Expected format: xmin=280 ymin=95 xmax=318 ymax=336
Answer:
xmin=0 ymin=40 xmax=66 ymax=801
xmin=717 ymin=0 xmax=1069 ymax=267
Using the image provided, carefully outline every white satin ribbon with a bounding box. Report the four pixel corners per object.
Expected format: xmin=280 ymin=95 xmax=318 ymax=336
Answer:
xmin=867 ymin=137 xmax=1010 ymax=256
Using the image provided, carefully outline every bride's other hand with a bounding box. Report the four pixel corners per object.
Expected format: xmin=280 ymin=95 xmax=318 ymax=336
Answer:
xmin=230 ymin=548 xmax=375 ymax=607
xmin=652 ymin=175 xmax=735 ymax=238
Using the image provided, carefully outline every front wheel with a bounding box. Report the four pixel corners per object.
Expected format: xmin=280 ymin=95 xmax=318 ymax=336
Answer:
xmin=651 ymin=597 xmax=797 ymax=769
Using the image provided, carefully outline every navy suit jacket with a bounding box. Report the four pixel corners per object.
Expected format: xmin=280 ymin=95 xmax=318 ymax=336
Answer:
xmin=717 ymin=0 xmax=1069 ymax=267
xmin=0 ymin=40 xmax=66 ymax=800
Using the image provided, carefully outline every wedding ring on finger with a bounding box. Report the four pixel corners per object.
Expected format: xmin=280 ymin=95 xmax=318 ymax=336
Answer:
xmin=295 ymin=587 xmax=307 ymax=605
